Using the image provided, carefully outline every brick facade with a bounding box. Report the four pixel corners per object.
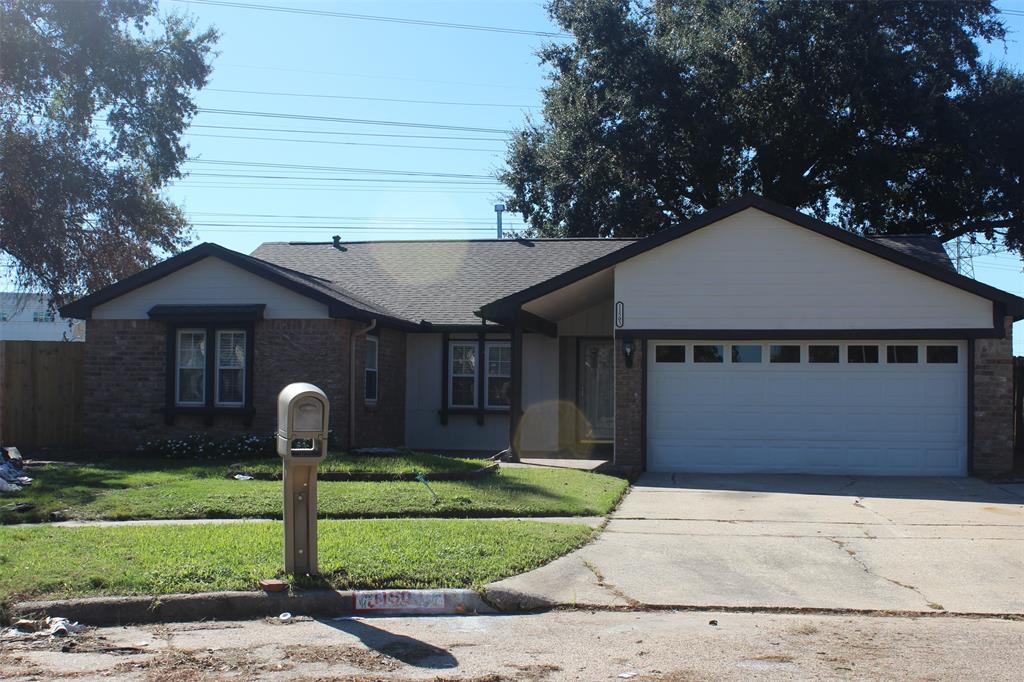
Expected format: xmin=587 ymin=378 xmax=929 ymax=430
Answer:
xmin=613 ymin=337 xmax=644 ymax=469
xmin=350 ymin=327 xmax=406 ymax=448
xmin=83 ymin=318 xmax=375 ymax=450
xmin=973 ymin=315 xmax=1015 ymax=475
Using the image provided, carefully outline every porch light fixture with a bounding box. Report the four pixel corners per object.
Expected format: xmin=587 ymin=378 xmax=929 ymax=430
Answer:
xmin=622 ymin=335 xmax=635 ymax=368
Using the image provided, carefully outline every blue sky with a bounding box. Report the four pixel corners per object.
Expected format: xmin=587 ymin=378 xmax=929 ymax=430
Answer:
xmin=162 ymin=0 xmax=1024 ymax=348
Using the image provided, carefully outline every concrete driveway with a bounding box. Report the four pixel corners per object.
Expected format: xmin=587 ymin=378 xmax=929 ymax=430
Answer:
xmin=487 ymin=474 xmax=1024 ymax=615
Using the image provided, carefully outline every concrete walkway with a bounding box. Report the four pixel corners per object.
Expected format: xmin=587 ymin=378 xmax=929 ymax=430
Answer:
xmin=485 ymin=473 xmax=1024 ymax=615
xmin=51 ymin=516 xmax=605 ymax=529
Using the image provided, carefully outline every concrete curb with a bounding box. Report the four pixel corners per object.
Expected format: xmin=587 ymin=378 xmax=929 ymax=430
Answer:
xmin=13 ymin=589 xmax=495 ymax=626
xmin=478 ymin=588 xmax=1024 ymax=620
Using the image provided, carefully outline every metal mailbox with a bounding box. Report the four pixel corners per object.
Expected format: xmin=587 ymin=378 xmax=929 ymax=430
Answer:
xmin=276 ymin=382 xmax=329 ymax=575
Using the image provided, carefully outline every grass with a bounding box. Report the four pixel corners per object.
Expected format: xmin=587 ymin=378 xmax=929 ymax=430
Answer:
xmin=229 ymin=451 xmax=488 ymax=478
xmin=1 ymin=459 xmax=627 ymax=524
xmin=0 ymin=519 xmax=594 ymax=601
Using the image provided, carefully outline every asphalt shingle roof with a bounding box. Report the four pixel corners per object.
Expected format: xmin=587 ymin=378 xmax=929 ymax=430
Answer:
xmin=865 ymin=235 xmax=953 ymax=270
xmin=251 ymin=239 xmax=638 ymax=326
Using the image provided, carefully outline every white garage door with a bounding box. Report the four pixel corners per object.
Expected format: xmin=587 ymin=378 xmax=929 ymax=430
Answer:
xmin=646 ymin=340 xmax=967 ymax=476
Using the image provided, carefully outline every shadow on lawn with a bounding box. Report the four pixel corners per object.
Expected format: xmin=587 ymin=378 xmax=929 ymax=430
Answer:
xmin=318 ymin=617 xmax=458 ymax=669
xmin=0 ymin=465 xmax=136 ymax=524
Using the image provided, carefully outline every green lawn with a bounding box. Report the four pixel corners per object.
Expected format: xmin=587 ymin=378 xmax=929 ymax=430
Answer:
xmin=230 ymin=451 xmax=488 ymax=478
xmin=1 ymin=459 xmax=627 ymax=524
xmin=0 ymin=519 xmax=593 ymax=601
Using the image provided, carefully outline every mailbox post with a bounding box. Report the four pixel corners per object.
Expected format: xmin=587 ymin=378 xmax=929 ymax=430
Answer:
xmin=276 ymin=383 xmax=329 ymax=575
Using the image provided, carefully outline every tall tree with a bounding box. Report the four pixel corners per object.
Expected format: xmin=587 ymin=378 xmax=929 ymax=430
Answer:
xmin=0 ymin=0 xmax=217 ymax=305
xmin=501 ymin=0 xmax=1024 ymax=254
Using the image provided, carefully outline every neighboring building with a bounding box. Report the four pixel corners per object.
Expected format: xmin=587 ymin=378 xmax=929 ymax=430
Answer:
xmin=0 ymin=292 xmax=84 ymax=342
xmin=61 ymin=196 xmax=1023 ymax=476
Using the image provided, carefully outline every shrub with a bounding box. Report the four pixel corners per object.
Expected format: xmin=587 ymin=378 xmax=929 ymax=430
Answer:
xmin=136 ymin=433 xmax=276 ymax=461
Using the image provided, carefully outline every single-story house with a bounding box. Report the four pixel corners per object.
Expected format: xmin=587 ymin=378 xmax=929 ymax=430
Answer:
xmin=62 ymin=195 xmax=1023 ymax=476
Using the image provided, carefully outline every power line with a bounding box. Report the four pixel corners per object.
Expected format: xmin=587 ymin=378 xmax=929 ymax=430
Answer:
xmin=186 ymin=159 xmax=496 ymax=180
xmin=185 ymin=131 xmax=504 ymax=153
xmin=188 ymin=211 xmax=515 ymax=222
xmin=197 ymin=107 xmax=511 ymax=134
xmin=185 ymin=172 xmax=499 ymax=184
xmin=172 ymin=0 xmax=570 ymax=38
xmin=188 ymin=123 xmax=508 ymax=142
xmin=206 ymin=87 xmax=538 ymax=109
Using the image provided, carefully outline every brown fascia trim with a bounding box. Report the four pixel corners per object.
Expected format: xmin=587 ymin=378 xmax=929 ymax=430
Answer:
xmin=614 ymin=328 xmax=1004 ymax=340
xmin=479 ymin=195 xmax=1024 ymax=320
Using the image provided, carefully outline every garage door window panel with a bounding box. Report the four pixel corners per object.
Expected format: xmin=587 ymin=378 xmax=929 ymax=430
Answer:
xmin=655 ymin=344 xmax=686 ymax=363
xmin=693 ymin=345 xmax=724 ymax=363
xmin=887 ymin=345 xmax=919 ymax=364
xmin=926 ymin=345 xmax=959 ymax=364
xmin=847 ymin=345 xmax=879 ymax=364
xmin=770 ymin=345 xmax=801 ymax=363
xmin=808 ymin=345 xmax=839 ymax=364
xmin=731 ymin=345 xmax=762 ymax=363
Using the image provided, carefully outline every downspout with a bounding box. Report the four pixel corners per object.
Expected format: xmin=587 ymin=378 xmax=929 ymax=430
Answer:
xmin=349 ymin=319 xmax=377 ymax=449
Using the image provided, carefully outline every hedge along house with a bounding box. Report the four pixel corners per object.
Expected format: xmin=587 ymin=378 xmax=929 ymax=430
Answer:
xmin=63 ymin=196 xmax=1023 ymax=476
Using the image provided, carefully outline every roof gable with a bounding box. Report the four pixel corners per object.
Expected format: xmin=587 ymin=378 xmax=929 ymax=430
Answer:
xmin=61 ymin=243 xmax=414 ymax=326
xmin=479 ymin=195 xmax=1024 ymax=321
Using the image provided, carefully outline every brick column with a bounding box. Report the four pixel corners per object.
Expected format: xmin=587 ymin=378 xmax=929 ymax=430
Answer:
xmin=973 ymin=316 xmax=1014 ymax=475
xmin=614 ymin=336 xmax=644 ymax=469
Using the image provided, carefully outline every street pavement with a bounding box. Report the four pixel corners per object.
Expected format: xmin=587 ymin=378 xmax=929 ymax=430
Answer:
xmin=3 ymin=610 xmax=1022 ymax=680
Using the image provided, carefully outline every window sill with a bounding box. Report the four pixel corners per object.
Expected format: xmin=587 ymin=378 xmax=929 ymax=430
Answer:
xmin=442 ymin=407 xmax=510 ymax=416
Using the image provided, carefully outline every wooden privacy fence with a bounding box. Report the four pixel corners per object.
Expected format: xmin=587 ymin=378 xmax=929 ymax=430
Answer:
xmin=0 ymin=341 xmax=83 ymax=450
xmin=1015 ymin=357 xmax=1024 ymax=460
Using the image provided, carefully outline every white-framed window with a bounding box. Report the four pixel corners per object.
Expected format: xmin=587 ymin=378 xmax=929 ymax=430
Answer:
xmin=32 ymin=311 xmax=55 ymax=323
xmin=449 ymin=341 xmax=478 ymax=408
xmin=364 ymin=335 xmax=379 ymax=403
xmin=485 ymin=341 xmax=511 ymax=409
xmin=215 ymin=330 xmax=246 ymax=406
xmin=176 ymin=329 xmax=207 ymax=406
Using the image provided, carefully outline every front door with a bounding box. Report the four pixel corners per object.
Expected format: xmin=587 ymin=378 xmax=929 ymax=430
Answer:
xmin=578 ymin=339 xmax=615 ymax=442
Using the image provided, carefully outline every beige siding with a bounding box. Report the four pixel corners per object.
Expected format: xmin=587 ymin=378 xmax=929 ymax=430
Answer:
xmin=93 ymin=257 xmax=330 ymax=320
xmin=404 ymin=332 xmax=559 ymax=453
xmin=404 ymin=333 xmax=509 ymax=452
xmin=558 ymin=299 xmax=613 ymax=336
xmin=614 ymin=208 xmax=992 ymax=331
xmin=519 ymin=334 xmax=559 ymax=452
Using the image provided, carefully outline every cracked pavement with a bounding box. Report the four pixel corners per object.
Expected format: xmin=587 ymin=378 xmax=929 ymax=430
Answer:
xmin=485 ymin=473 xmax=1024 ymax=614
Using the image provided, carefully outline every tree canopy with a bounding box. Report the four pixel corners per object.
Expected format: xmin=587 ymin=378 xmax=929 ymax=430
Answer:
xmin=0 ymin=0 xmax=217 ymax=306
xmin=500 ymin=0 xmax=1024 ymax=255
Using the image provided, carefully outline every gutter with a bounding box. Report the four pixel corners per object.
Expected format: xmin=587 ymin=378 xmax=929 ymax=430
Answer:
xmin=349 ymin=319 xmax=377 ymax=449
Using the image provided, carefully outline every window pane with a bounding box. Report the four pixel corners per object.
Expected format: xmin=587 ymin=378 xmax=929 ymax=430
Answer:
xmin=218 ymin=368 xmax=243 ymax=404
xmin=808 ymin=345 xmax=839 ymax=363
xmin=887 ymin=345 xmax=919 ymax=363
xmin=731 ymin=345 xmax=762 ymax=363
xmin=451 ymin=376 xmax=476 ymax=407
xmin=926 ymin=345 xmax=958 ymax=364
xmin=693 ymin=345 xmax=723 ymax=363
xmin=488 ymin=344 xmax=511 ymax=376
xmin=178 ymin=331 xmax=206 ymax=369
xmin=365 ymin=338 xmax=378 ymax=371
xmin=655 ymin=345 xmax=685 ymax=363
xmin=218 ymin=331 xmax=245 ymax=369
xmin=452 ymin=344 xmax=476 ymax=376
xmin=365 ymin=370 xmax=378 ymax=401
xmin=178 ymin=368 xmax=205 ymax=404
xmin=488 ymin=376 xmax=511 ymax=407
xmin=847 ymin=345 xmax=879 ymax=363
xmin=770 ymin=345 xmax=801 ymax=363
